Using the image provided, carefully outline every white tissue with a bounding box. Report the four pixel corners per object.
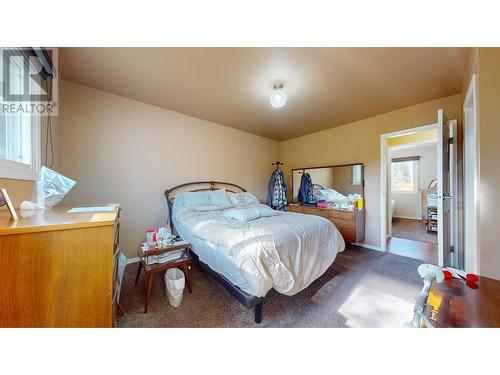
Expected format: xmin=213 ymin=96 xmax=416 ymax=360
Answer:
xmin=20 ymin=201 xmax=41 ymax=210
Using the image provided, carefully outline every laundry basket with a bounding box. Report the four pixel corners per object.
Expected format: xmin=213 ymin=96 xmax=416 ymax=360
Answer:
xmin=165 ymin=268 xmax=185 ymax=307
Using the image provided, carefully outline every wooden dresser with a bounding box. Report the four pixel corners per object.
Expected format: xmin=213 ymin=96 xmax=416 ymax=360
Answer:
xmin=0 ymin=205 xmax=120 ymax=327
xmin=288 ymin=205 xmax=365 ymax=243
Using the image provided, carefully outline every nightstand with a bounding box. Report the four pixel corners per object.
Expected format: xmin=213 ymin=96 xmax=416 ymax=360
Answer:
xmin=135 ymin=240 xmax=193 ymax=313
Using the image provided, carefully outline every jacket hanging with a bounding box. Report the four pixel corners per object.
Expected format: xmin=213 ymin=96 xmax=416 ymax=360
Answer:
xmin=266 ymin=169 xmax=288 ymax=211
xmin=298 ymin=172 xmax=315 ymax=204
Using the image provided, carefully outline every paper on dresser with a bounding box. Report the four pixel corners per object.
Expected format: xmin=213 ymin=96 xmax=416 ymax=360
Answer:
xmin=68 ymin=206 xmax=116 ymax=213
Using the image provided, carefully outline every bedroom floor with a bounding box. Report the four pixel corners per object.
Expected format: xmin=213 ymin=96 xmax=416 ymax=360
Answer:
xmin=117 ymin=245 xmax=424 ymax=328
xmin=388 ymin=218 xmax=438 ymax=263
xmin=391 ymin=218 xmax=437 ymax=243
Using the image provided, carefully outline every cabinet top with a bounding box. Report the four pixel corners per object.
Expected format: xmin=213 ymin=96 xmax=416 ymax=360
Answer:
xmin=0 ymin=204 xmax=120 ymax=235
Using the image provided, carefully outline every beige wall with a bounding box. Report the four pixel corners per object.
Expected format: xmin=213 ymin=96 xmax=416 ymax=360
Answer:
xmin=476 ymin=48 xmax=500 ymax=279
xmin=0 ymin=178 xmax=35 ymax=207
xmin=331 ymin=165 xmax=361 ymax=196
xmin=58 ymin=80 xmax=279 ymax=258
xmin=280 ymin=94 xmax=462 ymax=248
xmin=461 ymin=48 xmax=479 ymax=102
xmin=458 ymin=47 xmax=500 ymax=280
xmin=387 ymin=129 xmax=437 ymax=147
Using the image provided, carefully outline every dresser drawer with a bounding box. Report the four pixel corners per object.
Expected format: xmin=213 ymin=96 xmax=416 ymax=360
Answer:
xmin=327 ymin=209 xmax=355 ymax=220
xmin=339 ymin=228 xmax=356 ymax=243
xmin=288 ymin=205 xmax=364 ymax=244
xmin=290 ymin=205 xmax=329 ymax=218
xmin=330 ymin=218 xmax=355 ymax=232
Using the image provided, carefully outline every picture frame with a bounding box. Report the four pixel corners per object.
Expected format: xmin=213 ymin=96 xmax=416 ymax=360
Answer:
xmin=0 ymin=188 xmax=19 ymax=221
xmin=428 ymin=179 xmax=437 ymax=189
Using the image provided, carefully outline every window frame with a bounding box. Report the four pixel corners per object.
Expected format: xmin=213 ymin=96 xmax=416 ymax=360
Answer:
xmin=352 ymin=164 xmax=362 ymax=186
xmin=0 ymin=114 xmax=41 ymax=180
xmin=390 ymin=158 xmax=419 ymax=195
xmin=0 ymin=49 xmax=42 ymax=181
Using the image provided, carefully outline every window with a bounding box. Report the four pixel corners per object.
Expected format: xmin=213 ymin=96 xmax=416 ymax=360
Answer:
xmin=391 ymin=157 xmax=419 ymax=193
xmin=0 ymin=49 xmax=41 ymax=180
xmin=352 ymin=164 xmax=362 ymax=185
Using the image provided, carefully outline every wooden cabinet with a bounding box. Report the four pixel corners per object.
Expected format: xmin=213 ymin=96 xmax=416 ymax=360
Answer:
xmin=288 ymin=205 xmax=365 ymax=243
xmin=0 ymin=205 xmax=120 ymax=327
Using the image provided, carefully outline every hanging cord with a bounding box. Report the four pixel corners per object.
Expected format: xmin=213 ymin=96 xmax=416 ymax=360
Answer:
xmin=44 ymin=77 xmax=54 ymax=168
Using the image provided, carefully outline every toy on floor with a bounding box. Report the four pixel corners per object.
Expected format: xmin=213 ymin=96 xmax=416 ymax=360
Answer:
xmin=405 ymin=264 xmax=444 ymax=328
xmin=443 ymin=268 xmax=479 ymax=289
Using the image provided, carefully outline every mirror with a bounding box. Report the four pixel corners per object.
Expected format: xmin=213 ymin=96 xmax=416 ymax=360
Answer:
xmin=292 ymin=163 xmax=364 ymax=206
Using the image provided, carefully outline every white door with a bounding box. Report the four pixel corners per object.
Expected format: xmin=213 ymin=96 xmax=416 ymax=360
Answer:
xmin=437 ymin=109 xmax=452 ymax=267
xmin=449 ymin=120 xmax=459 ymax=269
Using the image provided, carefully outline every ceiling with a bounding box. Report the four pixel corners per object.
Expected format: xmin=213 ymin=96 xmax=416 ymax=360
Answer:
xmin=60 ymin=48 xmax=470 ymax=141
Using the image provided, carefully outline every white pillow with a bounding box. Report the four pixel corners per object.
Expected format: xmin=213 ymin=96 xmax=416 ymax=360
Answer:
xmin=223 ymin=204 xmax=279 ymax=222
xmin=177 ymin=189 xmax=230 ymax=208
xmin=224 ymin=207 xmax=261 ymax=222
xmin=232 ymin=192 xmax=260 ymax=206
xmin=207 ymin=189 xmax=230 ymax=206
xmin=179 ymin=191 xmax=210 ymax=207
xmin=227 ymin=192 xmax=238 ymax=205
xmin=253 ymin=204 xmax=280 ymax=218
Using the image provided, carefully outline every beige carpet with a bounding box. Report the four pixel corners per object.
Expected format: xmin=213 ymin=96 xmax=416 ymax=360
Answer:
xmin=117 ymin=245 xmax=424 ymax=328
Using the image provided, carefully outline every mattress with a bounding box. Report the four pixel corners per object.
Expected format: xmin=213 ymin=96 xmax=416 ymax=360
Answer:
xmin=174 ymin=217 xmax=255 ymax=295
xmin=172 ymin=201 xmax=345 ymax=297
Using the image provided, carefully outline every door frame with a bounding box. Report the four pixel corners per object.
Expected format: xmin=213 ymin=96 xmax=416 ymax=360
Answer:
xmin=380 ymin=123 xmax=438 ymax=252
xmin=463 ymin=74 xmax=479 ymax=274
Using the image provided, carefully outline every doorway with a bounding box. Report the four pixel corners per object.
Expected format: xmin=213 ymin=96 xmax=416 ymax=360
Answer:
xmin=380 ymin=111 xmax=460 ymax=266
xmin=386 ymin=128 xmax=439 ymax=263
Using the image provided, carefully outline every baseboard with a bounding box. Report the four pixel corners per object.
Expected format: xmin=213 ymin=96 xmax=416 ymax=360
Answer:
xmin=393 ymin=215 xmax=422 ymax=221
xmin=352 ymin=242 xmax=383 ymax=252
xmin=127 ymin=256 xmax=140 ymax=264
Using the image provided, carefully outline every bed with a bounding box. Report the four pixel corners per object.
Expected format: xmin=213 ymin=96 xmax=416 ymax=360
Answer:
xmin=165 ymin=181 xmax=345 ymax=323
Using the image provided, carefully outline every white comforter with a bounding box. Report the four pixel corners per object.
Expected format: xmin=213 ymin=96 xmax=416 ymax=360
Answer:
xmin=175 ymin=204 xmax=345 ymax=297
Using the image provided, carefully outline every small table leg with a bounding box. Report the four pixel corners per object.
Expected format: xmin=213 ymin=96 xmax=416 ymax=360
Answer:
xmin=144 ymin=272 xmax=153 ymax=313
xmin=135 ymin=261 xmax=143 ymax=285
xmin=182 ymin=263 xmax=192 ymax=294
xmin=117 ymin=302 xmax=126 ymax=316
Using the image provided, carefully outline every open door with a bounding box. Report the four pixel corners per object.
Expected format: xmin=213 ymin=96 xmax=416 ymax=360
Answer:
xmin=437 ymin=109 xmax=452 ymax=267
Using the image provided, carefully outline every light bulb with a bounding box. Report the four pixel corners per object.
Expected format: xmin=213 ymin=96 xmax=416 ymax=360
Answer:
xmin=270 ymin=88 xmax=287 ymax=108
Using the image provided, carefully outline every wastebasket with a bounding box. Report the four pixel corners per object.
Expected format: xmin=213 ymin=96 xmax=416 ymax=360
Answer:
xmin=165 ymin=268 xmax=185 ymax=307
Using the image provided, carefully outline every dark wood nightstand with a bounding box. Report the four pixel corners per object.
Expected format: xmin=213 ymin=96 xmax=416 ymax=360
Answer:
xmin=135 ymin=240 xmax=193 ymax=313
xmin=424 ymin=276 xmax=500 ymax=327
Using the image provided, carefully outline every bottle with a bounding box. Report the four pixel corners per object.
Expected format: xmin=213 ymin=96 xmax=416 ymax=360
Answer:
xmin=357 ymin=197 xmax=364 ymax=210
xmin=146 ymin=227 xmax=157 ymax=247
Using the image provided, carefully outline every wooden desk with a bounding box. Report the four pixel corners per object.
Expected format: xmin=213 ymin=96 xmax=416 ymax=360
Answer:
xmin=0 ymin=205 xmax=120 ymax=327
xmin=425 ymin=276 xmax=500 ymax=327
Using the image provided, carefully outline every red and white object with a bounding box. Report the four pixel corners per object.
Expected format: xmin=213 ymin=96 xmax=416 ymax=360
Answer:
xmin=146 ymin=227 xmax=157 ymax=246
xmin=443 ymin=267 xmax=479 ymax=282
xmin=442 ymin=267 xmax=479 ymax=289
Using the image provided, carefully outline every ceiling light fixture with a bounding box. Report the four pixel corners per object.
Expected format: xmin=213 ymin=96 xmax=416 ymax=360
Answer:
xmin=270 ymin=84 xmax=287 ymax=109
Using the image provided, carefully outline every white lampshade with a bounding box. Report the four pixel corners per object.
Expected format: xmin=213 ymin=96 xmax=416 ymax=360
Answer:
xmin=270 ymin=88 xmax=287 ymax=108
